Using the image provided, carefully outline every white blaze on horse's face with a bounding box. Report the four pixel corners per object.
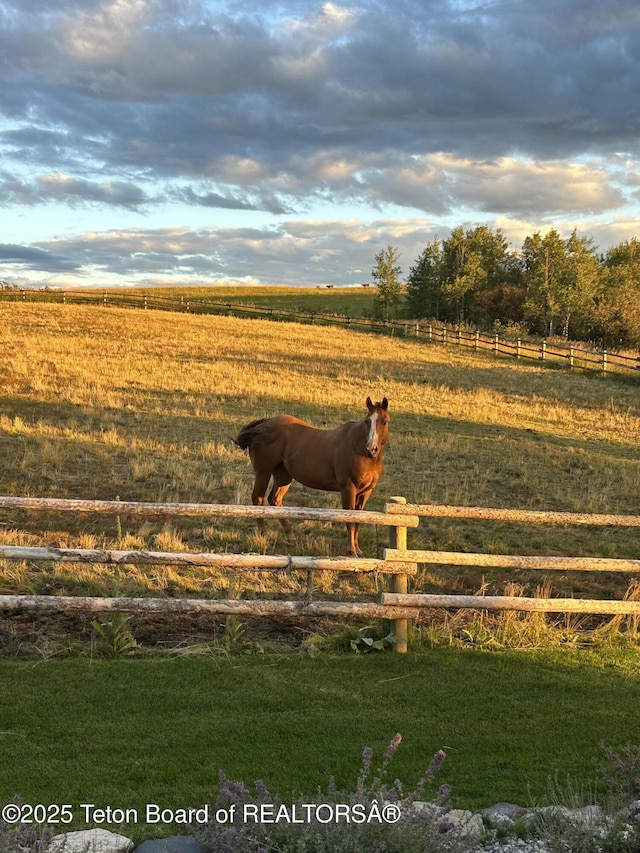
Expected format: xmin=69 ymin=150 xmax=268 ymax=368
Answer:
xmin=365 ymin=411 xmax=380 ymax=459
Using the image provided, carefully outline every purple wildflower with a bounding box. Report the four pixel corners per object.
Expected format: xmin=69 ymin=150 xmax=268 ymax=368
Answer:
xmin=356 ymin=746 xmax=374 ymax=797
xmin=384 ymin=732 xmax=403 ymax=763
xmin=426 ymin=748 xmax=447 ymax=783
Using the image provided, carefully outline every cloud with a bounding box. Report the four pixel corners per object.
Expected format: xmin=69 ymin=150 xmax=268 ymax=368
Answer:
xmin=2 ymin=0 xmax=640 ymax=286
xmin=172 ymin=185 xmax=291 ymax=214
xmin=5 ymin=0 xmax=640 ymax=171
xmin=401 ymin=155 xmax=625 ymax=219
xmin=0 ymin=243 xmax=80 ymax=272
xmin=0 ymin=172 xmax=150 ymax=208
xmin=7 ymin=208 xmax=640 ymax=290
xmin=15 ymin=219 xmax=435 ymax=286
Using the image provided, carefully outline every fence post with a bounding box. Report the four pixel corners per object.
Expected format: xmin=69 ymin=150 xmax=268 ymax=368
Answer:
xmin=387 ymin=496 xmax=410 ymax=653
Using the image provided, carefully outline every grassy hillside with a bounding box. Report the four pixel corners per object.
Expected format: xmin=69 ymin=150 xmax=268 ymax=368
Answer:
xmin=0 ymin=302 xmax=639 ymax=648
xmin=149 ymin=284 xmax=379 ymax=315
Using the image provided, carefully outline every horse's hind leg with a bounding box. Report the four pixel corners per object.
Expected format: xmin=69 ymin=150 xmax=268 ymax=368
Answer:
xmin=268 ymin=464 xmax=294 ymax=540
xmin=250 ymin=470 xmax=272 ymax=534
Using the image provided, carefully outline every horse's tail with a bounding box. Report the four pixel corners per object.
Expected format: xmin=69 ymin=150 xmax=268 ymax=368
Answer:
xmin=235 ymin=418 xmax=269 ymax=450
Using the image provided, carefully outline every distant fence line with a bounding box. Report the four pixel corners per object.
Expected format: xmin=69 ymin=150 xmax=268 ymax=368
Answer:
xmin=5 ymin=287 xmax=639 ymax=377
xmin=1 ymin=495 xmax=640 ymax=651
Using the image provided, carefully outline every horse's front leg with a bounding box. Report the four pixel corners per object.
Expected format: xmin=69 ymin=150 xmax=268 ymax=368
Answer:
xmin=341 ymin=485 xmax=361 ymax=557
xmin=352 ymin=488 xmax=373 ymax=557
xmin=269 ymin=464 xmax=295 ymax=542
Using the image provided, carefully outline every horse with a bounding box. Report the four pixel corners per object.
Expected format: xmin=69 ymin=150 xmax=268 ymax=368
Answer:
xmin=235 ymin=397 xmax=390 ymax=556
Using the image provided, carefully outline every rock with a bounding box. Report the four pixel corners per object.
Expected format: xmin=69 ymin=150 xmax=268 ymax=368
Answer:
xmin=483 ymin=802 xmax=531 ymax=824
xmin=443 ymin=808 xmax=485 ymax=837
xmin=49 ymin=828 xmax=134 ymax=853
xmin=620 ymin=799 xmax=640 ymax=823
xmin=412 ymin=800 xmax=439 ymax=817
xmin=132 ymin=836 xmax=204 ymax=853
xmin=412 ymin=802 xmax=484 ymax=838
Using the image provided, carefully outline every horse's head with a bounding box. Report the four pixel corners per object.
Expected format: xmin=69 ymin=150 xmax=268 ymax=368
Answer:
xmin=364 ymin=396 xmax=389 ymax=459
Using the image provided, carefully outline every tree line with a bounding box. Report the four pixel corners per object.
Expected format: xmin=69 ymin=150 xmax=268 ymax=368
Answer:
xmin=371 ymin=228 xmax=640 ymax=350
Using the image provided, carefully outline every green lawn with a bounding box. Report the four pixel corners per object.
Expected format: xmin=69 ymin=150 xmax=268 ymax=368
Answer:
xmin=1 ymin=648 xmax=639 ymax=842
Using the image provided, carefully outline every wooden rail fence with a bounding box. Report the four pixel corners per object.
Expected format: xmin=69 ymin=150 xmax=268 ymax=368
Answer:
xmin=0 ymin=494 xmax=418 ymax=652
xmin=1 ymin=496 xmax=639 ymax=651
xmin=383 ymin=501 xmax=640 ymax=617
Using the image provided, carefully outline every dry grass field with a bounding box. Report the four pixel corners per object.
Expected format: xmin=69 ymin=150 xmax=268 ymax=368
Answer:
xmin=1 ymin=301 xmax=639 ymax=649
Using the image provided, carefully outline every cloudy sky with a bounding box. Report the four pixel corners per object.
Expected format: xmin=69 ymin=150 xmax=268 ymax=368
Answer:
xmin=2 ymin=0 xmax=640 ymax=289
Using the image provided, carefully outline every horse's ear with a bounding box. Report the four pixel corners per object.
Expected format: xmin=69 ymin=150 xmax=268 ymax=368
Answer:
xmin=366 ymin=396 xmax=373 ymax=410
xmin=381 ymin=397 xmax=389 ymax=410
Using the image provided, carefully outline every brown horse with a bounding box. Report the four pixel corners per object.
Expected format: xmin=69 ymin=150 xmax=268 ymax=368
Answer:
xmin=235 ymin=397 xmax=390 ymax=556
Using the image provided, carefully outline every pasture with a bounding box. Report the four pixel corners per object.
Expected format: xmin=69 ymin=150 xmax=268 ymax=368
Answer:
xmin=0 ymin=300 xmax=639 ymax=841
xmin=142 ymin=283 xmax=378 ymax=316
xmin=1 ymin=301 xmax=638 ymax=614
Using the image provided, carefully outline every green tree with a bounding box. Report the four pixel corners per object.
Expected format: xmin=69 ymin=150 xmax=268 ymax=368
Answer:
xmin=561 ymin=229 xmax=600 ymax=339
xmin=405 ymin=238 xmax=442 ymax=319
xmin=371 ymin=245 xmax=403 ymax=321
xmin=523 ymin=229 xmax=600 ymax=338
xmin=522 ymin=229 xmax=567 ymax=336
xmin=592 ymin=238 xmax=640 ymax=348
xmin=439 ymin=225 xmax=511 ymax=324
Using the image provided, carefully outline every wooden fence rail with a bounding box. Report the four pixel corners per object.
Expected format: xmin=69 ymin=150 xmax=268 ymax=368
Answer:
xmin=0 ymin=545 xmax=416 ymax=575
xmin=0 ymin=595 xmax=419 ymax=620
xmin=384 ymin=501 xmax=640 ymax=527
xmin=384 ymin=548 xmax=640 ymax=573
xmin=0 ymin=495 xmax=419 ymax=529
xmin=419 ymin=324 xmax=639 ymax=375
xmin=381 ymin=593 xmax=640 ymax=616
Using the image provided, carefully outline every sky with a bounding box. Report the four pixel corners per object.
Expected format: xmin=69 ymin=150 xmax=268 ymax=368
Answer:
xmin=1 ymin=0 xmax=640 ymax=289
